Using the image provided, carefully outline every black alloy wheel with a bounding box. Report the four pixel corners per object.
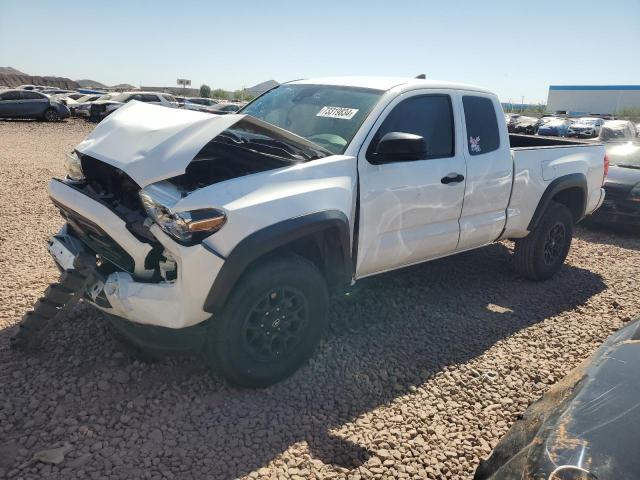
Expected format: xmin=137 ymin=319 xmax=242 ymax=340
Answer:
xmin=242 ymin=286 xmax=309 ymax=362
xmin=542 ymin=222 xmax=566 ymax=265
xmin=206 ymin=254 xmax=329 ymax=388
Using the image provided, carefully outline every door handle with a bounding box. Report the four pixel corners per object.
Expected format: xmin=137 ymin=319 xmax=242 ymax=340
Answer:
xmin=441 ymin=173 xmax=464 ymax=184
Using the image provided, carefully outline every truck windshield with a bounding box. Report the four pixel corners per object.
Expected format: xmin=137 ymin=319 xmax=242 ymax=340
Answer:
xmin=240 ymin=84 xmax=383 ymax=154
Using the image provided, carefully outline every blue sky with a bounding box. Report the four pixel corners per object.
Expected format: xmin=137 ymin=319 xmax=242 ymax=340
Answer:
xmin=1 ymin=0 xmax=638 ymax=103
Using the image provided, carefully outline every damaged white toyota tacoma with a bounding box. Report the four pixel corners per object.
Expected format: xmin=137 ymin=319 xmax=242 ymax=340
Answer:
xmin=12 ymin=77 xmax=607 ymax=387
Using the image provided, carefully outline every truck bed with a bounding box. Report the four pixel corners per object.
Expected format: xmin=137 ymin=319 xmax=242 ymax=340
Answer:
xmin=503 ymin=134 xmax=606 ymax=239
xmin=509 ymin=133 xmax=596 ymax=149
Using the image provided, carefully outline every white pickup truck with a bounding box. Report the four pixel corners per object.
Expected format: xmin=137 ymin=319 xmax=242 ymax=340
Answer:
xmin=14 ymin=77 xmax=607 ymax=387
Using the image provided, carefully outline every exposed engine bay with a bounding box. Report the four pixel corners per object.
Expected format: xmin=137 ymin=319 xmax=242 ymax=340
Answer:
xmin=56 ymin=112 xmax=330 ymax=283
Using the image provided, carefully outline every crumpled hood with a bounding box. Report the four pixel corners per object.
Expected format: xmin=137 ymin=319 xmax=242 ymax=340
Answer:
xmin=75 ymin=101 xmax=243 ymax=187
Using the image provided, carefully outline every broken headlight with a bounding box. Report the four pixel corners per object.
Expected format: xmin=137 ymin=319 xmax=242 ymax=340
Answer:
xmin=139 ymin=185 xmax=226 ymax=244
xmin=65 ymin=151 xmax=85 ymax=181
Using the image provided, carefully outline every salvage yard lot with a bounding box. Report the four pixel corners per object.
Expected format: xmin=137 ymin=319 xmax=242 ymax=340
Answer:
xmin=0 ymin=119 xmax=639 ymax=479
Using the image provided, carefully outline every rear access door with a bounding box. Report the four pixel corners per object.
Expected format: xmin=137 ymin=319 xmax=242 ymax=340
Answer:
xmin=455 ymin=92 xmax=512 ymax=251
xmin=355 ymin=89 xmax=467 ymax=277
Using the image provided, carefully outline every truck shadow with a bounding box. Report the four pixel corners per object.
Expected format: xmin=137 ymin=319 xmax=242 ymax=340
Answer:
xmin=0 ymin=243 xmax=606 ymax=478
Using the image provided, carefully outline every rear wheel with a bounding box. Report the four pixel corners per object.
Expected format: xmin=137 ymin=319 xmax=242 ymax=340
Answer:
xmin=43 ymin=108 xmax=59 ymax=122
xmin=205 ymin=254 xmax=328 ymax=388
xmin=513 ymin=201 xmax=574 ymax=280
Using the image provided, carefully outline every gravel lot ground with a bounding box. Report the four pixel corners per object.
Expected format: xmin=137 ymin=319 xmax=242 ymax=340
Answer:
xmin=0 ymin=118 xmax=639 ymax=480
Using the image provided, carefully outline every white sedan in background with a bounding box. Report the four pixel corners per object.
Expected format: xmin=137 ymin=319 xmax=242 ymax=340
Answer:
xmin=567 ymin=117 xmax=605 ymax=138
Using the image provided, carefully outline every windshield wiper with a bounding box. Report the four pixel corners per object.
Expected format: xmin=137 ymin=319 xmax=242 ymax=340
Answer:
xmin=616 ymin=164 xmax=640 ymax=170
xmin=217 ymin=130 xmax=248 ymax=144
xmin=248 ymin=138 xmax=323 ymax=161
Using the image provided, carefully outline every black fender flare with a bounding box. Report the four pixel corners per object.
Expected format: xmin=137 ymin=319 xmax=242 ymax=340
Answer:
xmin=203 ymin=210 xmax=352 ymax=314
xmin=527 ymin=173 xmax=587 ymax=231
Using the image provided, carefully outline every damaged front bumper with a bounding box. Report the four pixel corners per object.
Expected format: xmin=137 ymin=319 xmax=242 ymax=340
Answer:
xmin=47 ymin=179 xmax=225 ymax=329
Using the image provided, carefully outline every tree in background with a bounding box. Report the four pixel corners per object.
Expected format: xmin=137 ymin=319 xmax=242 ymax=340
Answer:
xmin=211 ymin=88 xmax=229 ymax=100
xmin=616 ymin=107 xmax=640 ymax=123
xmin=199 ymin=84 xmax=211 ymax=98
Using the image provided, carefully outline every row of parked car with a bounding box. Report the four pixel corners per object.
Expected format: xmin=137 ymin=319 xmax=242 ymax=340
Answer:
xmin=0 ymin=84 xmax=245 ymax=122
xmin=506 ymin=112 xmax=640 ymax=142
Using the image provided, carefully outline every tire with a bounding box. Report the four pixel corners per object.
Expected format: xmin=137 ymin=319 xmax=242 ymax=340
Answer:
xmin=43 ymin=108 xmax=59 ymax=122
xmin=206 ymin=254 xmax=329 ymax=388
xmin=513 ymin=201 xmax=574 ymax=281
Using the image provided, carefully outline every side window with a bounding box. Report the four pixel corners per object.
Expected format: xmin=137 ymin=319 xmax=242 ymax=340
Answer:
xmin=21 ymin=91 xmax=45 ymax=100
xmin=462 ymin=96 xmax=500 ymax=156
xmin=1 ymin=91 xmax=22 ymax=101
xmin=143 ymin=94 xmax=160 ymax=102
xmin=366 ymin=94 xmax=454 ymax=163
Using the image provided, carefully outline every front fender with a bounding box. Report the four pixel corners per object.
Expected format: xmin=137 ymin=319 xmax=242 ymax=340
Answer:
xmin=203 ymin=210 xmax=351 ymax=314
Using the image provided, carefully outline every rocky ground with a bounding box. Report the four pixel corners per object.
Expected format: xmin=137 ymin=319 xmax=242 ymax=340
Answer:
xmin=0 ymin=118 xmax=638 ymax=479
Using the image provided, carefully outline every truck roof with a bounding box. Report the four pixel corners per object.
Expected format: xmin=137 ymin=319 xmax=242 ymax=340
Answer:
xmin=288 ymin=76 xmax=492 ymax=94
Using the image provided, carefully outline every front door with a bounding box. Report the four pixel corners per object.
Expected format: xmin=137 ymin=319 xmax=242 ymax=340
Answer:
xmin=356 ymin=91 xmax=467 ymax=277
xmin=0 ymin=90 xmax=26 ymax=117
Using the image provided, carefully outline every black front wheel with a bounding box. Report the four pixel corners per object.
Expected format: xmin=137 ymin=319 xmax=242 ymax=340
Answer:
xmin=205 ymin=254 xmax=328 ymax=388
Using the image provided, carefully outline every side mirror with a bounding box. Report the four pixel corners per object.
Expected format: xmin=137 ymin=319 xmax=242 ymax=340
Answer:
xmin=375 ymin=132 xmax=427 ymax=162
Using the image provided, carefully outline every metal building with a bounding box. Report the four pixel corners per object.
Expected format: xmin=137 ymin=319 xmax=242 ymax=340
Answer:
xmin=546 ymin=85 xmax=640 ymax=115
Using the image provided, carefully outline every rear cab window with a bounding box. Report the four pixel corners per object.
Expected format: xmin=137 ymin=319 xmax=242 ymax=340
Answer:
xmin=461 ymin=95 xmax=500 ymax=156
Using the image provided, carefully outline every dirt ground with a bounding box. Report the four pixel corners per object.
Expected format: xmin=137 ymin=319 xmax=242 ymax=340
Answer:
xmin=0 ymin=118 xmax=639 ymax=479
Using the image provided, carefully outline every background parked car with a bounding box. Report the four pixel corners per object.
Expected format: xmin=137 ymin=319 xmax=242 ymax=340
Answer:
xmin=598 ymin=120 xmax=638 ymax=142
xmin=0 ymin=89 xmax=70 ymax=121
xmin=40 ymin=88 xmax=75 ymax=96
xmin=74 ymin=93 xmax=116 ymax=118
xmin=87 ymin=91 xmax=178 ymax=122
xmin=52 ymin=92 xmax=88 ymax=105
xmin=66 ymin=94 xmax=103 ymax=115
xmin=588 ymin=141 xmax=640 ymax=228
xmin=206 ymin=102 xmax=242 ymax=115
xmin=511 ymin=116 xmax=538 ymax=135
xmin=567 ymin=117 xmax=605 ymax=138
xmin=537 ymin=117 xmax=573 ymax=137
xmin=183 ymin=97 xmax=219 ymax=113
xmin=505 ymin=113 xmax=521 ymax=132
